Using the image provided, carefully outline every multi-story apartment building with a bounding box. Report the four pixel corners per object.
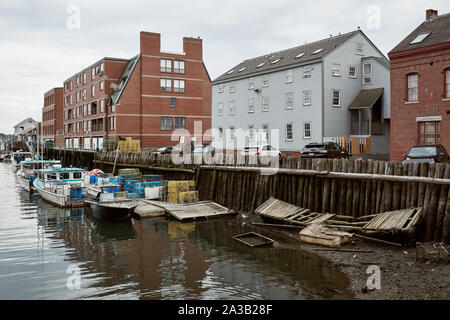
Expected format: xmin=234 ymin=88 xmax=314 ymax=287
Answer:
xmin=61 ymin=31 xmax=211 ymax=150
xmin=42 ymin=87 xmax=63 ymax=146
xmin=389 ymin=9 xmax=450 ymax=161
xmin=211 ymin=29 xmax=390 ymax=158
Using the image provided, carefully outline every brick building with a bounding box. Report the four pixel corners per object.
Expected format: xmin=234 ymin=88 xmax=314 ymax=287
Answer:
xmin=42 ymin=87 xmax=63 ymax=146
xmin=61 ymin=31 xmax=211 ymax=150
xmin=389 ymin=9 xmax=450 ymax=161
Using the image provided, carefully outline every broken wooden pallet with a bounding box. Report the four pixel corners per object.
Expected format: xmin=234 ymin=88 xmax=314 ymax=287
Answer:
xmin=255 ymin=197 xmax=335 ymax=226
xmin=362 ymin=207 xmax=422 ymax=232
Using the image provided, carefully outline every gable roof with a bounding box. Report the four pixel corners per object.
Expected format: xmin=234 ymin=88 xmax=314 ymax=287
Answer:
xmin=349 ymin=88 xmax=384 ymax=109
xmin=363 ymin=56 xmax=390 ymax=69
xmin=213 ymin=30 xmax=366 ymax=84
xmin=389 ymin=13 xmax=450 ymax=54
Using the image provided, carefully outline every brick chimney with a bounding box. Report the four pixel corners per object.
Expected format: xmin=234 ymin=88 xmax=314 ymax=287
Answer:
xmin=426 ymin=9 xmax=438 ymax=20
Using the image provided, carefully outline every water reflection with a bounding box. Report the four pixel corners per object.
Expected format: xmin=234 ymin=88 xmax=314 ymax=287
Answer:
xmin=0 ymin=163 xmax=353 ymax=300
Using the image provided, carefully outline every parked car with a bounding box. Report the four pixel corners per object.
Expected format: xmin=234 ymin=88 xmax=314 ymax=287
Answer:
xmin=402 ymin=145 xmax=449 ymax=164
xmin=300 ymin=142 xmax=350 ymax=159
xmin=151 ymin=146 xmax=181 ymax=155
xmin=240 ymin=145 xmax=282 ymax=157
xmin=193 ymin=144 xmax=216 ymax=156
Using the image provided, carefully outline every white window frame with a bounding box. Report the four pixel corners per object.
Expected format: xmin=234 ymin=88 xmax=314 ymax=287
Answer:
xmin=261 ymin=124 xmax=269 ymax=141
xmin=446 ymin=69 xmax=450 ymax=98
xmin=218 ymin=102 xmax=223 ymax=116
xmin=91 ymin=84 xmax=95 ymax=97
xmin=248 ymin=77 xmax=254 ymax=90
xmin=248 ymin=125 xmax=255 ymax=141
xmin=262 ymin=96 xmax=269 ymax=112
xmin=285 ymin=92 xmax=293 ymax=109
xmin=248 ymin=98 xmax=255 ymax=113
xmin=262 ymin=74 xmax=269 ymax=87
xmin=229 ymin=101 xmax=235 ymax=115
xmin=229 ymin=82 xmax=236 ymax=93
xmin=303 ymin=90 xmax=312 ymax=106
xmin=173 ymin=60 xmax=185 ymax=74
xmin=407 ymin=74 xmax=419 ymax=102
xmin=349 ymin=66 xmax=357 ymax=78
xmin=356 ymin=43 xmax=364 ymax=55
xmin=285 ymin=69 xmax=293 ymax=83
xmin=160 ymin=78 xmax=172 ymax=92
xmin=218 ymin=84 xmax=224 ymax=93
xmin=285 ymin=123 xmax=293 ymax=141
xmin=363 ymin=62 xmax=372 ymax=85
xmin=100 ymin=80 xmax=104 ymax=90
xmin=303 ymin=66 xmax=311 ymax=78
xmin=100 ymin=99 xmax=104 ymax=113
xmin=332 ymin=63 xmax=341 ymax=77
xmin=174 ymin=79 xmax=185 ymax=93
xmin=332 ymin=90 xmax=341 ymax=107
xmin=304 ymin=122 xmax=311 ymax=139
xmin=160 ymin=59 xmax=172 ymax=73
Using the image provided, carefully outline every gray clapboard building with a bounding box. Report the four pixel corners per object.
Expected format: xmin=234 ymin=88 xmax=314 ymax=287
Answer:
xmin=211 ymin=29 xmax=390 ymax=158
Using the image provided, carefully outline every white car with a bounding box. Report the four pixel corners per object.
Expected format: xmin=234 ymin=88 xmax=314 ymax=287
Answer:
xmin=240 ymin=145 xmax=281 ymax=157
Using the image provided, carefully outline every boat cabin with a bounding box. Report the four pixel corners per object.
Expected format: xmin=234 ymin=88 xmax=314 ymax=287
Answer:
xmin=37 ymin=168 xmax=86 ymax=184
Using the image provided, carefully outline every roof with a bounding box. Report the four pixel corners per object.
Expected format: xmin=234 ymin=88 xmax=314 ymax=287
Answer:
xmin=21 ymin=160 xmax=60 ymax=164
xmin=348 ymin=88 xmax=384 ymax=109
xmin=363 ymin=56 xmax=390 ymax=69
xmin=14 ymin=118 xmax=37 ymax=128
xmin=389 ymin=13 xmax=450 ymax=54
xmin=213 ymin=30 xmax=362 ymax=83
xmin=110 ymin=54 xmax=141 ymax=105
xmin=38 ymin=168 xmax=86 ymax=173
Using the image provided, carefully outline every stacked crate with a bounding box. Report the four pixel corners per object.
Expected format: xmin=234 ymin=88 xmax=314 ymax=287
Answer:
xmin=118 ymin=168 xmax=142 ymax=181
xmin=119 ymin=137 xmax=141 ymax=153
xmin=167 ymin=180 xmax=198 ymax=204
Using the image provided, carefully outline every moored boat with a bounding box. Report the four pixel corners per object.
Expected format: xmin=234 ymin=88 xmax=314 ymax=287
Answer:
xmin=17 ymin=160 xmax=61 ymax=192
xmin=11 ymin=151 xmax=34 ymax=172
xmin=33 ymin=167 xmax=88 ymax=207
xmin=85 ymin=199 xmax=138 ymax=221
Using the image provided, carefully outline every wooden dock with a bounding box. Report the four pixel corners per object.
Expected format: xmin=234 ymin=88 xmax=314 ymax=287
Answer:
xmin=255 ymin=197 xmax=335 ymax=226
xmin=142 ymin=200 xmax=235 ymax=221
xmin=133 ymin=200 xmax=166 ymax=219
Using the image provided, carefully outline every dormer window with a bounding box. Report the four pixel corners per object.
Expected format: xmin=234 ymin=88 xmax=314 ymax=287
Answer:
xmin=410 ymin=32 xmax=431 ymax=44
xmin=256 ymin=62 xmax=265 ymax=68
xmin=238 ymin=67 xmax=246 ymax=72
xmin=295 ymin=52 xmax=305 ymax=59
xmin=271 ymin=59 xmax=280 ymax=64
xmin=312 ymin=48 xmax=323 ymax=55
xmin=226 ymin=69 xmax=235 ymax=75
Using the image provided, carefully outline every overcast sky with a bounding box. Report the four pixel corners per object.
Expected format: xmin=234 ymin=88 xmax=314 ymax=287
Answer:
xmin=1 ymin=0 xmax=449 ymax=133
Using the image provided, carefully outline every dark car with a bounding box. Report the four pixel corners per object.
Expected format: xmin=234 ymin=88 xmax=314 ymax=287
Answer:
xmin=151 ymin=146 xmax=181 ymax=155
xmin=402 ymin=145 xmax=449 ymax=164
xmin=300 ymin=142 xmax=350 ymax=159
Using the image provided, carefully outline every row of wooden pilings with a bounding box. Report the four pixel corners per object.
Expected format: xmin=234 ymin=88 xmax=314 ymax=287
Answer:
xmin=44 ymin=148 xmax=450 ymax=243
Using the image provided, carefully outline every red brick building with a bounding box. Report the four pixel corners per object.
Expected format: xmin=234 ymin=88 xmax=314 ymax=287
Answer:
xmin=60 ymin=31 xmax=211 ymax=150
xmin=389 ymin=9 xmax=450 ymax=161
xmin=42 ymin=87 xmax=63 ymax=146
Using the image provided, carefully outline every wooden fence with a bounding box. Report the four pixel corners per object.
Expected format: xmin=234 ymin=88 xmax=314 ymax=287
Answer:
xmin=334 ymin=136 xmax=371 ymax=155
xmin=44 ymin=148 xmax=450 ymax=243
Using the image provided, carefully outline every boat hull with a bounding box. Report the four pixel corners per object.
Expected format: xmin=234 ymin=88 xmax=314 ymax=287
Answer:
xmin=33 ymin=179 xmax=68 ymax=207
xmin=86 ymin=200 xmax=137 ymax=221
xmin=18 ymin=176 xmax=33 ymax=192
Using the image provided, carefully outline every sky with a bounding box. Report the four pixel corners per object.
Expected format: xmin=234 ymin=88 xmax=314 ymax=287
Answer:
xmin=1 ymin=0 xmax=449 ymax=133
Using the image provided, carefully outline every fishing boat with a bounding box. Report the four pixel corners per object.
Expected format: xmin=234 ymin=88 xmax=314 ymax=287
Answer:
xmin=11 ymin=151 xmax=34 ymax=172
xmin=17 ymin=160 xmax=61 ymax=192
xmin=85 ymin=199 xmax=138 ymax=221
xmin=33 ymin=167 xmax=88 ymax=207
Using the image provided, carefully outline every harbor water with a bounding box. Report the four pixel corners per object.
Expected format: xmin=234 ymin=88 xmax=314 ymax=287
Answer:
xmin=0 ymin=163 xmax=353 ymax=299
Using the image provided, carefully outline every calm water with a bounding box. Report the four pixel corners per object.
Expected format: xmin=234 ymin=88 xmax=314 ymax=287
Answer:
xmin=0 ymin=162 xmax=353 ymax=300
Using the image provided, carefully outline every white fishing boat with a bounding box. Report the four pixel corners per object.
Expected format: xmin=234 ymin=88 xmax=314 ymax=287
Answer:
xmin=17 ymin=160 xmax=61 ymax=192
xmin=33 ymin=167 xmax=88 ymax=207
xmin=11 ymin=151 xmax=34 ymax=172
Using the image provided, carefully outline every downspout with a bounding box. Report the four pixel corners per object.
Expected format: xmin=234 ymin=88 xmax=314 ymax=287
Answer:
xmin=321 ymin=60 xmax=325 ymax=143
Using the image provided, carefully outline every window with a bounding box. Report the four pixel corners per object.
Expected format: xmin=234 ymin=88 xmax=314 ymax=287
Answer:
xmin=295 ymin=52 xmax=305 ymax=59
xmin=445 ymin=69 xmax=450 ymax=98
xmin=229 ymin=101 xmax=235 ymax=115
xmin=100 ymin=99 xmax=104 ymax=113
xmin=226 ymin=69 xmax=235 ymax=75
xmin=170 ymin=98 xmax=176 ymax=107
xmin=100 ymin=62 xmax=104 ymax=73
xmin=82 ymin=88 xmax=86 ymax=100
xmin=286 ymin=123 xmax=293 ymax=141
xmin=218 ymin=102 xmax=223 ymax=116
xmin=285 ymin=92 xmax=293 ymax=109
xmin=218 ymin=84 xmax=224 ymax=93
xmin=91 ymin=84 xmax=95 ymax=97
xmin=304 ymin=123 xmax=311 ymax=139
xmin=410 ymin=32 xmax=431 ymax=44
xmin=332 ymin=90 xmax=341 ymax=107
xmin=174 ymin=79 xmax=185 ymax=93
xmin=174 ymin=60 xmax=185 ymax=73
xmin=304 ymin=66 xmax=311 ymax=78
xmin=312 ymin=48 xmax=323 ymax=54
xmin=262 ymin=96 xmax=269 ymax=112
xmin=349 ymin=66 xmax=357 ymax=78
xmin=229 ymin=127 xmax=235 ymax=140
xmin=271 ymin=59 xmax=280 ymax=64
xmin=332 ymin=64 xmax=341 ymax=76
xmin=229 ymin=82 xmax=236 ymax=93
xmin=356 ymin=43 xmax=364 ymax=55
xmin=248 ymin=77 xmax=254 ymax=90
xmin=256 ymin=62 xmax=265 ymax=68
xmin=248 ymin=125 xmax=255 ymax=141
xmin=160 ymin=117 xmax=172 ymax=130
xmin=248 ymin=98 xmax=255 ymax=113
xmin=407 ymin=74 xmax=419 ymax=101
xmin=363 ymin=63 xmax=372 ymax=84
xmin=238 ymin=67 xmax=246 ymax=72
xmin=262 ymin=74 xmax=269 ymax=87
xmin=262 ymin=124 xmax=269 ymax=141
xmin=91 ymin=67 xmax=95 ymax=80
xmin=100 ymin=80 xmax=104 ymax=90
xmin=218 ymin=127 xmax=223 ymax=139
xmin=160 ymin=59 xmax=172 ymax=73
xmin=419 ymin=121 xmax=440 ymax=145
xmin=91 ymin=102 xmax=97 ymax=115
xmin=285 ymin=69 xmax=293 ymax=83
xmin=83 ymin=72 xmax=86 ymax=83
xmin=303 ymin=90 xmax=312 ymax=106
xmin=174 ymin=117 xmax=186 ymax=129
xmin=160 ymin=78 xmax=172 ymax=92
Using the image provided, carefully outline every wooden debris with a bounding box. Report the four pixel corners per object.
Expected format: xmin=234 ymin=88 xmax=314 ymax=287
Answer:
xmin=133 ymin=200 xmax=166 ymax=219
xmin=233 ymin=232 xmax=274 ymax=247
xmin=299 ymin=224 xmax=353 ymax=247
xmin=362 ymin=207 xmax=422 ymax=232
